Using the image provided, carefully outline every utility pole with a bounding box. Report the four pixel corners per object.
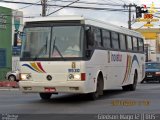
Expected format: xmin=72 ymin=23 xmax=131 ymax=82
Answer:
xmin=124 ymin=4 xmax=137 ymax=29
xmin=128 ymin=4 xmax=132 ymax=29
xmin=41 ymin=0 xmax=47 ymax=17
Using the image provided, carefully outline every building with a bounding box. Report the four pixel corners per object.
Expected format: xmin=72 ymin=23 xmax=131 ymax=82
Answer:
xmin=136 ymin=28 xmax=160 ymax=62
xmin=0 ymin=6 xmax=23 ymax=80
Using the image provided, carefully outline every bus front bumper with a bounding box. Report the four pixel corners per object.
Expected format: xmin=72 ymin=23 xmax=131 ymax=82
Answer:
xmin=19 ymin=81 xmax=89 ymax=94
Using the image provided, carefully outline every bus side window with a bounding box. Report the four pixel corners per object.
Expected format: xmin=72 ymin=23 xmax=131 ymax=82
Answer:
xmin=119 ymin=34 xmax=126 ymax=50
xmin=111 ymin=32 xmax=119 ymax=50
xmin=102 ymin=30 xmax=111 ymax=49
xmin=92 ymin=27 xmax=102 ymax=48
xmin=138 ymin=38 xmax=144 ymax=52
xmin=127 ymin=36 xmax=133 ymax=51
xmin=133 ymin=37 xmax=138 ymax=51
xmin=86 ymin=27 xmax=94 ymax=49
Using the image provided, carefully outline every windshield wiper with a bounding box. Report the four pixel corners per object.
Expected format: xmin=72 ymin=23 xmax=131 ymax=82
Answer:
xmin=52 ymin=37 xmax=64 ymax=59
xmin=34 ymin=38 xmax=48 ymax=60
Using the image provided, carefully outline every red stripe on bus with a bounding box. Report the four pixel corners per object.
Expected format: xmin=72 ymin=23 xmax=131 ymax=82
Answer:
xmin=37 ymin=62 xmax=46 ymax=73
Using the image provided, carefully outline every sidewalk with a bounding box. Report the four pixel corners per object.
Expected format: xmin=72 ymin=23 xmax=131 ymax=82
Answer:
xmin=0 ymin=80 xmax=19 ymax=88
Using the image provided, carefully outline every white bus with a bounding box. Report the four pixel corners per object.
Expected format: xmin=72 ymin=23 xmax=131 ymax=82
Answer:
xmin=19 ymin=16 xmax=145 ymax=100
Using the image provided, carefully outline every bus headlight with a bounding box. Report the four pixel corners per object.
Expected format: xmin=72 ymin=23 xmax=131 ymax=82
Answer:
xmin=68 ymin=74 xmax=81 ymax=80
xmin=74 ymin=74 xmax=81 ymax=79
xmin=20 ymin=73 xmax=31 ymax=80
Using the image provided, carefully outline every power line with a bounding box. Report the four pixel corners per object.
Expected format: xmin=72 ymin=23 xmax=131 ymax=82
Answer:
xmin=0 ymin=8 xmax=130 ymax=19
xmin=0 ymin=8 xmax=131 ymax=14
xmin=3 ymin=0 xmax=160 ymax=9
xmin=101 ymin=0 xmax=123 ymax=6
xmin=18 ymin=0 xmax=41 ymax=10
xmin=47 ymin=0 xmax=80 ymax=16
xmin=0 ymin=1 xmax=42 ymax=5
xmin=134 ymin=24 xmax=144 ymax=30
xmin=0 ymin=1 xmax=124 ymax=8
xmin=0 ymin=13 xmax=40 ymax=18
xmin=48 ymin=0 xmax=124 ymax=6
xmin=117 ymin=0 xmax=126 ymax=4
xmin=0 ymin=1 xmax=133 ymax=13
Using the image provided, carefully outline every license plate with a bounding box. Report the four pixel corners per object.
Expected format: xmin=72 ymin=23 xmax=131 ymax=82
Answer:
xmin=44 ymin=87 xmax=56 ymax=92
xmin=147 ymin=75 xmax=152 ymax=77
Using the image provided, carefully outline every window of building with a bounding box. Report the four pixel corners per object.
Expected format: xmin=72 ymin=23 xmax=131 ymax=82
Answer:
xmin=119 ymin=34 xmax=126 ymax=50
xmin=127 ymin=36 xmax=133 ymax=51
xmin=111 ymin=32 xmax=119 ymax=50
xmin=102 ymin=30 xmax=111 ymax=49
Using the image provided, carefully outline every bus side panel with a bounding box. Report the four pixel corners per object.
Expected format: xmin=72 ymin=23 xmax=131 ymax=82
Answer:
xmin=85 ymin=50 xmax=127 ymax=91
xmin=122 ymin=53 xmax=145 ymax=86
xmin=85 ymin=50 xmax=145 ymax=91
xmin=107 ymin=51 xmax=127 ymax=88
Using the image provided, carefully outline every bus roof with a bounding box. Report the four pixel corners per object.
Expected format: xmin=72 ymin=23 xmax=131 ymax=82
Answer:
xmin=25 ymin=15 xmax=143 ymax=38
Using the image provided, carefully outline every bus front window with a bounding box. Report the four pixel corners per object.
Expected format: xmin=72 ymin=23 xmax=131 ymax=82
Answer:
xmin=21 ymin=27 xmax=51 ymax=59
xmin=21 ymin=26 xmax=84 ymax=59
xmin=51 ymin=26 xmax=84 ymax=58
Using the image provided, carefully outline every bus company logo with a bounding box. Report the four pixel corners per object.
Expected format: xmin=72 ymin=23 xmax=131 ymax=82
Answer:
xmin=111 ymin=53 xmax=122 ymax=62
xmin=22 ymin=62 xmax=46 ymax=73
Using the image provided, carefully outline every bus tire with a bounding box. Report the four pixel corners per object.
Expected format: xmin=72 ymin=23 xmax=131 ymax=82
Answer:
xmin=88 ymin=75 xmax=104 ymax=100
xmin=140 ymin=80 xmax=144 ymax=84
xmin=122 ymin=71 xmax=138 ymax=91
xmin=129 ymin=71 xmax=138 ymax=91
xmin=39 ymin=93 xmax=52 ymax=100
xmin=8 ymin=75 xmax=16 ymax=81
xmin=122 ymin=85 xmax=130 ymax=91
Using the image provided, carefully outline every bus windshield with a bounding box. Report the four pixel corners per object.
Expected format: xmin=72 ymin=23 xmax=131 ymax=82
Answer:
xmin=21 ymin=26 xmax=84 ymax=59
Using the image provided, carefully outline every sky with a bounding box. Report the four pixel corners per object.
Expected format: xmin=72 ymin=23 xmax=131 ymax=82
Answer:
xmin=0 ymin=0 xmax=160 ymax=28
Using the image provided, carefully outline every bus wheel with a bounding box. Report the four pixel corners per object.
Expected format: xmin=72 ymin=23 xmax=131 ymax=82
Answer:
xmin=122 ymin=85 xmax=130 ymax=91
xmin=88 ymin=76 xmax=104 ymax=100
xmin=140 ymin=80 xmax=144 ymax=83
xmin=8 ymin=75 xmax=16 ymax=81
xmin=129 ymin=72 xmax=138 ymax=91
xmin=39 ymin=93 xmax=52 ymax=100
xmin=122 ymin=72 xmax=138 ymax=91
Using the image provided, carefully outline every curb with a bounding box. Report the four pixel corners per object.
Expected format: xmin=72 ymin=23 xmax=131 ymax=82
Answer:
xmin=0 ymin=81 xmax=19 ymax=88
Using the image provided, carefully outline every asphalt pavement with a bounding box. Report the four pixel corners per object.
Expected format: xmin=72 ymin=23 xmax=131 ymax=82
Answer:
xmin=0 ymin=83 xmax=160 ymax=115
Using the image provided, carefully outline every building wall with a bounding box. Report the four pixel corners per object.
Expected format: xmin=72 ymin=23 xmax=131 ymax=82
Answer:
xmin=0 ymin=7 xmax=12 ymax=80
xmin=145 ymin=39 xmax=156 ymax=61
xmin=136 ymin=28 xmax=160 ymax=62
